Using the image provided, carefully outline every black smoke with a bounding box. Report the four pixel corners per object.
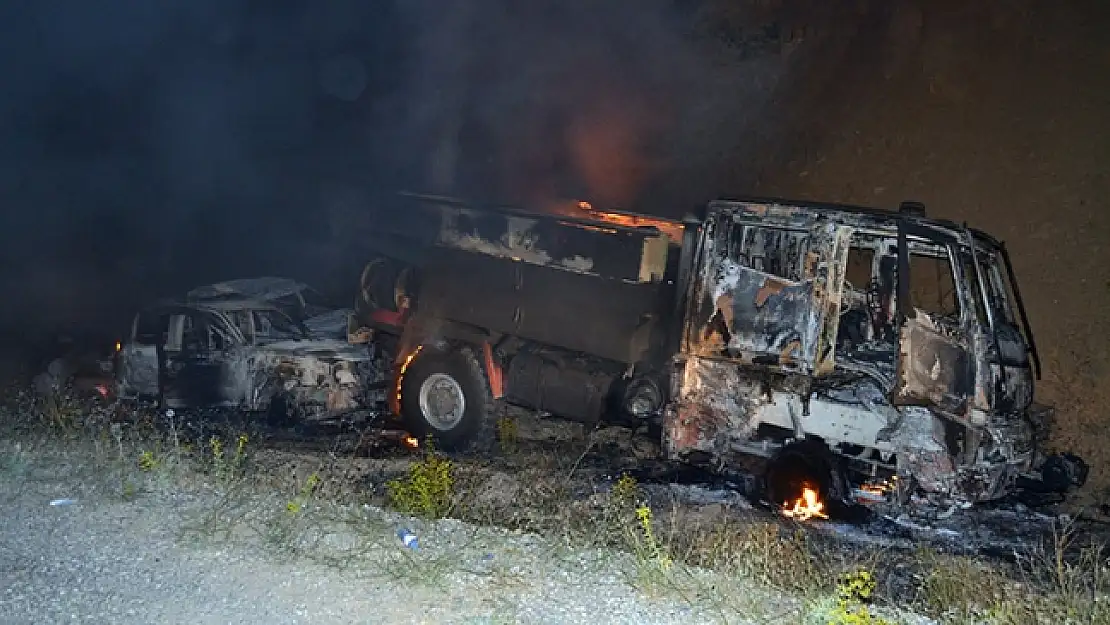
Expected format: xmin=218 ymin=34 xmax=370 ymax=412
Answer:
xmin=0 ymin=0 xmax=787 ymax=342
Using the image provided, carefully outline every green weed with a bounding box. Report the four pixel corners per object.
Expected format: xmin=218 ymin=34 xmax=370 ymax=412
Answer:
xmin=825 ymin=570 xmax=893 ymax=625
xmin=496 ymin=415 xmax=518 ymax=454
xmin=387 ymin=438 xmax=455 ymax=519
xmin=207 ymin=433 xmax=249 ymax=482
xmin=286 ymin=472 xmax=321 ymax=516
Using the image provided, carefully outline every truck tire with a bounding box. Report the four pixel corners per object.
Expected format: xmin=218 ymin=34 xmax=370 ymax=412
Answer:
xmin=399 ymin=347 xmax=495 ymax=453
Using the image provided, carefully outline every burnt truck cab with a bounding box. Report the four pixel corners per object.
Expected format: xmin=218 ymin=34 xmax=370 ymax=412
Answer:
xmin=351 ymin=193 xmax=1086 ymax=509
xmin=667 ymin=198 xmax=1086 ymax=508
xmin=115 ymin=297 xmax=380 ymax=421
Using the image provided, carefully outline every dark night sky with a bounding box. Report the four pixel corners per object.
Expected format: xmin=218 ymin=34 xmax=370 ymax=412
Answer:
xmin=0 ymin=1 xmax=412 ymax=338
xmin=0 ymin=0 xmax=390 ymax=339
xmin=0 ymin=0 xmax=787 ymax=341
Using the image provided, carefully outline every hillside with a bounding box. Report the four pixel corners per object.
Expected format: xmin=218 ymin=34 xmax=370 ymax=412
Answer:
xmin=738 ymin=0 xmax=1110 ymax=496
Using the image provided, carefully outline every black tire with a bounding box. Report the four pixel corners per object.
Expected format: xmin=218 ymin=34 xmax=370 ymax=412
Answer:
xmin=399 ymin=347 xmax=495 ymax=453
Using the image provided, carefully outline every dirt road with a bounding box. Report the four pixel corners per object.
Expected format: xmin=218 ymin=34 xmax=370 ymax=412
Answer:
xmin=0 ymin=439 xmax=770 ymax=625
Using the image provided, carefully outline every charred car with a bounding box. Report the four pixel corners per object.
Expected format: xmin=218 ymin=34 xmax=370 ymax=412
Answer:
xmin=115 ymin=297 xmax=380 ymax=421
xmin=186 ymin=277 xmax=352 ymax=339
xmin=349 ymin=193 xmax=1086 ymax=510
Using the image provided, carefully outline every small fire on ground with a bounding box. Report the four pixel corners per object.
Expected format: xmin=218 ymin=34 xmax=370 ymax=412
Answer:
xmin=782 ymin=486 xmax=828 ymax=521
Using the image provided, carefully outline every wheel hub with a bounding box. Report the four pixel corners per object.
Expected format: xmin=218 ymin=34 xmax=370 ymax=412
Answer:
xmin=418 ymin=373 xmax=466 ymax=430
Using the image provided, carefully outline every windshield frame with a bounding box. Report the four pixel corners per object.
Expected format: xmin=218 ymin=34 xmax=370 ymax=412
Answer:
xmin=963 ymin=229 xmax=1041 ymax=379
xmin=250 ymin=307 xmax=313 ymax=343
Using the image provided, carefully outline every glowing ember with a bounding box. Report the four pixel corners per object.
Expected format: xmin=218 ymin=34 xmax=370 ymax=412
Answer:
xmin=855 ymin=475 xmax=898 ymax=503
xmin=574 ymin=200 xmax=685 ymax=244
xmin=394 ymin=345 xmax=424 ymax=408
xmin=782 ymin=487 xmax=828 ymax=521
xmin=402 ymin=435 xmax=419 ymax=449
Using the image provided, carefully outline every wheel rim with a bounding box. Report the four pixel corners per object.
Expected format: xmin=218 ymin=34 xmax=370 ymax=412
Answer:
xmin=418 ymin=373 xmax=466 ymax=431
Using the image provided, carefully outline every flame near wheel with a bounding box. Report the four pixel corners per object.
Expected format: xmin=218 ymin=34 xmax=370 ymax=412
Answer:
xmin=396 ymin=345 xmax=496 ymax=452
xmin=765 ymin=441 xmax=841 ymax=522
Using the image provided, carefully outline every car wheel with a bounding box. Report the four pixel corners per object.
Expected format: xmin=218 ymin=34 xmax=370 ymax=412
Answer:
xmin=399 ymin=347 xmax=495 ymax=453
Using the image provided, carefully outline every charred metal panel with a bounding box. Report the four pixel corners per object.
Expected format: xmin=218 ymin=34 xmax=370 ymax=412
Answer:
xmin=807 ymin=223 xmax=850 ymax=374
xmin=664 ymin=356 xmax=900 ymax=462
xmin=413 ymin=248 xmax=519 ymax=332
xmin=504 ymin=350 xmax=613 ymax=422
xmin=716 ymin=264 xmax=811 ymax=360
xmin=117 ymin=345 xmax=158 ymax=397
xmin=417 ymin=245 xmax=669 ymax=365
xmin=990 ymin=323 xmax=1034 ymax=415
xmin=663 ymin=356 xmax=771 ymax=461
xmin=437 ymin=205 xmax=666 ymax=282
xmin=683 ymin=212 xmax=849 ymax=375
xmin=893 ymin=311 xmax=972 ymax=416
xmin=162 ymin=350 xmax=226 ymax=407
xmin=515 ymin=261 xmax=666 ymax=364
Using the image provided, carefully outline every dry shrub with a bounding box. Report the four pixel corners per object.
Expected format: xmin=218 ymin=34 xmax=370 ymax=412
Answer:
xmin=386 ymin=439 xmax=455 ymax=519
xmin=914 ymin=519 xmax=1110 ymax=624
xmin=671 ymin=515 xmax=826 ymax=593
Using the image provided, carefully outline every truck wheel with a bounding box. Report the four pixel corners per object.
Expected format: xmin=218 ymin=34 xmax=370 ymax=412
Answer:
xmin=399 ymin=347 xmax=495 ymax=453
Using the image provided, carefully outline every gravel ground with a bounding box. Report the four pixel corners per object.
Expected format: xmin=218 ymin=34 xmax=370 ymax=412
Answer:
xmin=0 ymin=441 xmax=784 ymax=625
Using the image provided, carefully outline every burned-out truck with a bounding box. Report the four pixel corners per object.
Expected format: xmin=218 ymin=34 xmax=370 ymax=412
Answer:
xmin=349 ymin=192 xmax=1087 ymax=509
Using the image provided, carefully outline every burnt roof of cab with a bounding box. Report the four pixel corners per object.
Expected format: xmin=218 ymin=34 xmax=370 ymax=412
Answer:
xmin=396 ymin=191 xmax=1005 ymax=250
xmin=711 ymin=195 xmax=1005 ymax=249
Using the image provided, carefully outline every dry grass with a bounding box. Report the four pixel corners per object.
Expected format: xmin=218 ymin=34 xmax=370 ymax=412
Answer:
xmin=5 ymin=385 xmax=1110 ymax=624
xmin=910 ymin=517 xmax=1110 ymax=624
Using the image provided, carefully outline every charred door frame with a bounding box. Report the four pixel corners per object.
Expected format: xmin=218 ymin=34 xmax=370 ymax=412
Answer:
xmin=890 ymin=221 xmax=977 ymax=417
xmin=678 ymin=206 xmax=850 ymax=378
xmin=118 ymin=308 xmax=164 ymax=398
xmin=158 ymin=306 xmax=245 ymax=409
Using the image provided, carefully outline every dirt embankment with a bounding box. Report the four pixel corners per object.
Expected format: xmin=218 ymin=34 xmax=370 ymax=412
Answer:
xmin=742 ymin=0 xmax=1110 ymax=495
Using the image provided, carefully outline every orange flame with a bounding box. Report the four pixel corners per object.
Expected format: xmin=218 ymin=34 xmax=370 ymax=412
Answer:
xmin=393 ymin=345 xmax=424 ymax=412
xmin=782 ymin=486 xmax=828 ymax=521
xmin=574 ymin=200 xmax=684 ymax=244
xmin=402 ymin=435 xmax=419 ymax=449
xmin=855 ymin=475 xmax=898 ymax=503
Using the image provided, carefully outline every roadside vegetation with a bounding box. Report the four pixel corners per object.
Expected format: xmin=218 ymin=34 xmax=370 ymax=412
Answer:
xmin=4 ymin=379 xmax=1110 ymax=625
